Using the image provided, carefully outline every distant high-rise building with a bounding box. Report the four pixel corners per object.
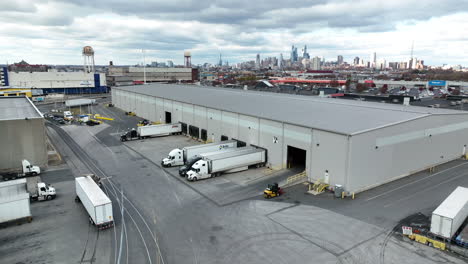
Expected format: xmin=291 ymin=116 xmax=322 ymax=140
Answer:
xmin=337 ymin=55 xmax=344 ymax=65
xmin=311 ymin=56 xmax=321 ymax=70
xmin=291 ymin=45 xmax=298 ymax=62
xmin=167 ymin=60 xmax=174 ymax=67
xmin=370 ymin=52 xmax=377 ymax=68
xmin=218 ymin=53 xmax=223 ymax=67
xmin=256 ymin=54 xmax=261 ymax=69
xmin=302 ymin=45 xmax=310 ymax=59
xmin=279 ymin=53 xmax=284 ymax=70
xmin=353 ymin=57 xmax=360 ymax=65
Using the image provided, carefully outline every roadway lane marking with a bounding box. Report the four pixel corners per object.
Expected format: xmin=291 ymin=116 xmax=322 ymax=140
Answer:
xmin=383 ymin=170 xmax=468 ymax=208
xmin=365 ymin=161 xmax=468 ymax=202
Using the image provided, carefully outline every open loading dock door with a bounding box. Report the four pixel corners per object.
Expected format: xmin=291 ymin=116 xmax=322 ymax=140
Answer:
xmin=287 ymin=145 xmax=306 ymax=169
xmin=165 ymin=111 xmax=172 ymax=123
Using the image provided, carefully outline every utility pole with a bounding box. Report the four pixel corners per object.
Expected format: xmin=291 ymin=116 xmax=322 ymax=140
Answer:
xmin=142 ymin=49 xmax=146 ymax=84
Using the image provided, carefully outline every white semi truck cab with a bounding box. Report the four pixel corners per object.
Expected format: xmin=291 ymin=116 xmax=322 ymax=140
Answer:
xmin=63 ymin=111 xmax=73 ymax=121
xmin=22 ymin=159 xmax=41 ymax=176
xmin=27 ymin=176 xmax=56 ymax=201
xmin=162 ymin=149 xmax=184 ymax=167
xmin=161 ymin=140 xmax=238 ymax=167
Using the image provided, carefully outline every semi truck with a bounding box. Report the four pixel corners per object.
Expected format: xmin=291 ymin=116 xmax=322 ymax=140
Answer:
xmin=178 ymin=148 xmax=241 ymax=177
xmin=51 ymin=110 xmax=74 ymax=121
xmin=120 ymin=123 xmax=182 ymax=141
xmin=75 ymin=176 xmax=113 ymax=229
xmin=26 ymin=176 xmax=56 ymax=201
xmin=186 ymin=147 xmax=267 ymax=181
xmin=162 ymin=140 xmax=237 ymax=167
xmin=1 ymin=160 xmax=41 ymax=181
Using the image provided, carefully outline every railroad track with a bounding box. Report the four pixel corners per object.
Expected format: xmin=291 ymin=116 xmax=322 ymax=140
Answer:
xmin=46 ymin=122 xmax=164 ymax=264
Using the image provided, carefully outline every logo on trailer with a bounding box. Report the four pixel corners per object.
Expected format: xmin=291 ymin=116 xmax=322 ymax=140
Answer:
xmin=219 ymin=144 xmax=229 ymax=150
xmin=402 ymin=226 xmax=412 ymax=235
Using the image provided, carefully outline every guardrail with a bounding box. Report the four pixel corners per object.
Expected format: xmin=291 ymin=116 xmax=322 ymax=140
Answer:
xmin=286 ymin=171 xmax=307 ymax=186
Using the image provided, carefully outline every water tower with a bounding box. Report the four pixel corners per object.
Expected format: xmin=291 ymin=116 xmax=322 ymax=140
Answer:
xmin=82 ymin=46 xmax=95 ymax=73
xmin=184 ymin=51 xmax=191 ymax=68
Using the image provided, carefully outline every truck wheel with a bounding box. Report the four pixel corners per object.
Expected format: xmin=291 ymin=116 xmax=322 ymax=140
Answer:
xmin=167 ymin=164 xmax=171 ymax=167
xmin=193 ymin=177 xmax=198 ymax=181
xmin=32 ymin=172 xmax=38 ymax=176
xmin=47 ymin=195 xmax=52 ymax=200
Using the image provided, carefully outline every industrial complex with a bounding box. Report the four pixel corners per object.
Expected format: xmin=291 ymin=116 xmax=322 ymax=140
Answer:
xmin=113 ymin=84 xmax=468 ymax=193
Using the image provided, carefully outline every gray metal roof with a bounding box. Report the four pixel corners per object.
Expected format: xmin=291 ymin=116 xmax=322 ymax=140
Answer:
xmin=0 ymin=97 xmax=42 ymax=120
xmin=115 ymin=84 xmax=468 ymax=135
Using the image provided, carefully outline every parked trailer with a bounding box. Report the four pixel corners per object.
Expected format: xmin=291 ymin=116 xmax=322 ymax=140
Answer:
xmin=430 ymin=186 xmax=468 ymax=239
xmin=65 ymin=98 xmax=96 ymax=107
xmin=178 ymin=148 xmax=241 ymax=177
xmin=187 ymin=147 xmax=266 ymax=181
xmin=75 ymin=176 xmax=113 ymax=229
xmin=120 ymin=123 xmax=182 ymax=141
xmin=1 ymin=160 xmax=41 ymax=181
xmin=162 ymin=140 xmax=238 ymax=167
xmin=0 ymin=179 xmax=32 ymax=224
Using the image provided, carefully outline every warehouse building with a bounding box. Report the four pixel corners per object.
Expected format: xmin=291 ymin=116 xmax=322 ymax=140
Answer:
xmin=0 ymin=97 xmax=47 ymax=171
xmin=112 ymin=84 xmax=468 ymax=194
xmin=107 ymin=66 xmax=199 ymax=86
xmin=2 ymin=68 xmax=107 ymax=94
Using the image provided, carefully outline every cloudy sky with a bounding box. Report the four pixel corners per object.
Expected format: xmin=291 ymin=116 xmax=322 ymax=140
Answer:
xmin=1 ymin=0 xmax=467 ymax=66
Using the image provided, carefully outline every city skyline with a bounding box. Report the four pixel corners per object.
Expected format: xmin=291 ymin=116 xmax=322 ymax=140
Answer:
xmin=0 ymin=1 xmax=467 ymax=67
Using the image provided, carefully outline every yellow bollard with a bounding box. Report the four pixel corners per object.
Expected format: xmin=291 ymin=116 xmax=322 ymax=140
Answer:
xmin=352 ymin=192 xmax=355 ymax=200
xmin=341 ymin=192 xmax=345 ymax=199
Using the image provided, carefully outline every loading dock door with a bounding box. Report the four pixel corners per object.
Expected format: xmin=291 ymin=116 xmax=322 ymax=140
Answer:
xmin=287 ymin=146 xmax=306 ymax=169
xmin=201 ymin=129 xmax=207 ymax=141
xmin=233 ymin=139 xmax=246 ymax=147
xmin=189 ymin=125 xmax=200 ymax=139
xmin=181 ymin=123 xmax=187 ymax=134
xmin=165 ymin=111 xmax=172 ymax=123
xmin=221 ymin=135 xmax=229 ymax=141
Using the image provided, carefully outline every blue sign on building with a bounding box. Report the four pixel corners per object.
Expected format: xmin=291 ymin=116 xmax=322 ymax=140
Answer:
xmin=428 ymin=80 xmax=447 ymax=86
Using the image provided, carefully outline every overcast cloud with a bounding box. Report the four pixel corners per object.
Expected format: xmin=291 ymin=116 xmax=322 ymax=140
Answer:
xmin=0 ymin=0 xmax=467 ymax=66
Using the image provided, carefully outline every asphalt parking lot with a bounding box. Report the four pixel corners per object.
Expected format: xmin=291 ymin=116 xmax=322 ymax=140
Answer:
xmin=0 ymin=168 xmax=112 ymax=264
xmin=121 ymin=134 xmax=299 ymax=206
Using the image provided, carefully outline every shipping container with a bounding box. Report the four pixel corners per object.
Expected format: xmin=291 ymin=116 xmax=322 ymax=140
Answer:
xmin=75 ymin=176 xmax=113 ymax=229
xmin=430 ymin=187 xmax=468 ymax=239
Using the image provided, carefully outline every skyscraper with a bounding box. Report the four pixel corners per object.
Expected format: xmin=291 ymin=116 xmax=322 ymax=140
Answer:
xmin=291 ymin=45 xmax=298 ymax=62
xmin=218 ymin=53 xmax=223 ymax=67
xmin=337 ymin=55 xmax=344 ymax=65
xmin=353 ymin=57 xmax=360 ymax=65
xmin=302 ymin=45 xmax=310 ymax=59
xmin=370 ymin=52 xmax=377 ymax=68
xmin=256 ymin=54 xmax=261 ymax=69
xmin=279 ymin=53 xmax=283 ymax=70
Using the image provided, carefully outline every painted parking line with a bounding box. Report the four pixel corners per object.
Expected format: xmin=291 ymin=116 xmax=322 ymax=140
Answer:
xmin=365 ymin=161 xmax=468 ymax=202
xmin=383 ymin=170 xmax=468 ymax=208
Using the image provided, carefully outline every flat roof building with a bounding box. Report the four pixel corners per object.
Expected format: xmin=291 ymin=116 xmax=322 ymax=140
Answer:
xmin=0 ymin=97 xmax=47 ymax=171
xmin=112 ymin=84 xmax=468 ymax=194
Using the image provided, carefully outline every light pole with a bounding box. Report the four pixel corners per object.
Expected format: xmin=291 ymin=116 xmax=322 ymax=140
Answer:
xmin=142 ymin=49 xmax=146 ymax=84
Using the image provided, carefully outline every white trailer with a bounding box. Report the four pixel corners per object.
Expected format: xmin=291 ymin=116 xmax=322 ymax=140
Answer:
xmin=75 ymin=176 xmax=113 ymax=229
xmin=430 ymin=186 xmax=468 ymax=239
xmin=186 ymin=147 xmax=266 ymax=181
xmin=120 ymin=123 xmax=182 ymax=141
xmin=65 ymin=98 xmax=96 ymax=107
xmin=162 ymin=140 xmax=238 ymax=167
xmin=0 ymin=179 xmax=31 ymax=224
